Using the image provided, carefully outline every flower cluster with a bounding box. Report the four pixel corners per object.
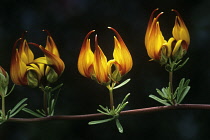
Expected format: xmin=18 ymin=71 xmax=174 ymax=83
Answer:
xmin=78 ymin=27 xmax=133 ymax=85
xmin=145 ymin=8 xmax=190 ymax=65
xmin=10 ymin=31 xmax=65 ymax=88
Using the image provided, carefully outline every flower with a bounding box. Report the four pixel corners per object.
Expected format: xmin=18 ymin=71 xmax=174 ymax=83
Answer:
xmin=10 ymin=31 xmax=65 ymax=87
xmin=145 ymin=8 xmax=190 ymax=64
xmin=78 ymin=27 xmax=132 ymax=84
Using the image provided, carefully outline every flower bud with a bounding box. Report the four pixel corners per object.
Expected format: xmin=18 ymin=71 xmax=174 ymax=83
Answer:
xmin=46 ymin=67 xmax=58 ymax=83
xmin=27 ymin=70 xmax=39 ymax=88
xmin=111 ymin=67 xmax=122 ymax=82
xmin=0 ymin=66 xmax=9 ymax=97
xmin=159 ymin=46 xmax=169 ymax=65
xmin=172 ymin=40 xmax=187 ymax=60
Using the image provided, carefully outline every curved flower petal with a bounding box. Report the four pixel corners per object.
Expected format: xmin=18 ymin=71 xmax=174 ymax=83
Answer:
xmin=145 ymin=9 xmax=166 ymax=60
xmin=78 ymin=30 xmax=95 ymax=78
xmin=172 ymin=40 xmax=188 ymax=56
xmin=10 ymin=39 xmax=28 ymax=85
xmin=93 ymin=35 xmax=110 ymax=84
xmin=148 ymin=22 xmax=166 ymax=60
xmin=172 ymin=9 xmax=190 ymax=47
xmin=27 ymin=63 xmax=44 ymax=80
xmin=44 ymin=32 xmax=60 ymax=57
xmin=38 ymin=45 xmax=65 ymax=76
xmin=19 ymin=39 xmax=34 ymax=64
xmin=108 ymin=27 xmax=133 ymax=76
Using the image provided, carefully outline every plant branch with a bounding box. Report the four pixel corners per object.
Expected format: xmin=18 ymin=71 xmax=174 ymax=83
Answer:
xmin=7 ymin=104 xmax=210 ymax=122
xmin=169 ymin=71 xmax=173 ymax=94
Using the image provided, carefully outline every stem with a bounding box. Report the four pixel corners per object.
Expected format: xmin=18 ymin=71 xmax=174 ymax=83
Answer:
xmin=1 ymin=96 xmax=5 ymax=119
xmin=169 ymin=71 xmax=173 ymax=94
xmin=43 ymin=90 xmax=48 ymax=116
xmin=109 ymin=87 xmax=114 ymax=110
xmin=40 ymin=85 xmax=48 ymax=116
xmin=169 ymin=71 xmax=176 ymax=105
xmin=107 ymin=83 xmax=116 ymax=110
xmin=7 ymin=104 xmax=210 ymax=122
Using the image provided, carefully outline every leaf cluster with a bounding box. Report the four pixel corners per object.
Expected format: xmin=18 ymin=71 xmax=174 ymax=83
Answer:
xmin=149 ymin=78 xmax=190 ymax=105
xmin=89 ymin=93 xmax=130 ymax=133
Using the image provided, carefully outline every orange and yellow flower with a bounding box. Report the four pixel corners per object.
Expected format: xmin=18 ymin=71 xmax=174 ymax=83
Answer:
xmin=78 ymin=27 xmax=132 ymax=84
xmin=145 ymin=8 xmax=190 ymax=63
xmin=10 ymin=31 xmax=65 ymax=87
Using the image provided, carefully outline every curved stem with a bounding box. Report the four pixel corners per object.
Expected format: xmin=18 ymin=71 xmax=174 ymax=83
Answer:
xmin=7 ymin=104 xmax=210 ymax=122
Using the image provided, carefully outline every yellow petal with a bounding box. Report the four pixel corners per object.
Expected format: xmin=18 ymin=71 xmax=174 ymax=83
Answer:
xmin=33 ymin=57 xmax=47 ymax=64
xmin=10 ymin=38 xmax=28 ymax=85
xmin=18 ymin=39 xmax=34 ymax=64
xmin=45 ymin=35 xmax=60 ymax=57
xmin=38 ymin=45 xmax=65 ymax=76
xmin=93 ymin=35 xmax=109 ymax=84
xmin=10 ymin=49 xmax=27 ymax=85
xmin=145 ymin=9 xmax=165 ymax=60
xmin=27 ymin=63 xmax=44 ymax=80
xmin=147 ymin=21 xmax=165 ymax=60
xmin=108 ymin=27 xmax=133 ymax=75
xmin=78 ymin=30 xmax=95 ymax=78
xmin=172 ymin=9 xmax=190 ymax=46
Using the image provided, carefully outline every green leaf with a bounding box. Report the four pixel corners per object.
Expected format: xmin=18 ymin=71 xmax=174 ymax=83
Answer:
xmin=174 ymin=57 xmax=189 ymax=71
xmin=113 ymin=79 xmax=131 ymax=89
xmin=10 ymin=104 xmax=28 ymax=118
xmin=51 ymin=83 xmax=63 ymax=92
xmin=149 ymin=95 xmax=171 ymax=106
xmin=176 ymin=78 xmax=190 ymax=104
xmin=115 ymin=103 xmax=122 ymax=112
xmin=51 ymin=86 xmax=61 ymax=110
xmin=37 ymin=109 xmax=46 ymax=116
xmin=156 ymin=88 xmax=167 ymax=99
xmin=88 ymin=117 xmax=115 ymax=125
xmin=121 ymin=93 xmax=130 ymax=104
xmin=116 ymin=119 xmax=123 ymax=133
xmin=116 ymin=102 xmax=129 ymax=113
xmin=97 ymin=109 xmax=110 ymax=115
xmin=22 ymin=108 xmax=43 ymax=118
xmin=99 ymin=105 xmax=109 ymax=113
xmin=10 ymin=98 xmax=28 ymax=114
xmin=115 ymin=93 xmax=130 ymax=113
xmin=6 ymin=110 xmax=11 ymax=120
xmin=184 ymin=79 xmax=190 ymax=87
xmin=177 ymin=86 xmax=190 ymax=104
xmin=162 ymin=86 xmax=172 ymax=100
xmin=5 ymin=84 xmax=15 ymax=97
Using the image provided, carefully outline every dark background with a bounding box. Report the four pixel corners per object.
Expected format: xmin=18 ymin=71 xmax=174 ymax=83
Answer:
xmin=0 ymin=0 xmax=210 ymax=139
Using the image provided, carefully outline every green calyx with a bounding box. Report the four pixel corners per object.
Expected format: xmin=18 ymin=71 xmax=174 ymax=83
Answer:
xmin=172 ymin=45 xmax=187 ymax=61
xmin=27 ymin=70 xmax=39 ymax=88
xmin=111 ymin=64 xmax=122 ymax=82
xmin=159 ymin=46 xmax=169 ymax=65
xmin=46 ymin=68 xmax=58 ymax=83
